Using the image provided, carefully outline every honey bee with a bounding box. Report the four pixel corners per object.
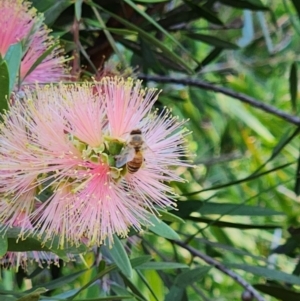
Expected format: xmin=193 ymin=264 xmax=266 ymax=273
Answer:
xmin=115 ymin=129 xmax=145 ymax=173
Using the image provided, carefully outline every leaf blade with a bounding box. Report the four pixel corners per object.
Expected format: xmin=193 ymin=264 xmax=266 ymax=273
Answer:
xmin=106 ymin=235 xmax=133 ymax=279
xmin=148 ymin=216 xmax=180 ymax=240
xmin=289 ymin=62 xmax=298 ymax=111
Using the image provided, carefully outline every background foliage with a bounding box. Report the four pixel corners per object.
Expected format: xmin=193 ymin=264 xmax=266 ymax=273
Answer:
xmin=2 ymin=0 xmax=300 ymax=300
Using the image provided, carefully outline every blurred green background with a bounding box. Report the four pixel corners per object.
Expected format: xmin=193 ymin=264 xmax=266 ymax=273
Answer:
xmin=2 ymin=0 xmax=300 ymax=300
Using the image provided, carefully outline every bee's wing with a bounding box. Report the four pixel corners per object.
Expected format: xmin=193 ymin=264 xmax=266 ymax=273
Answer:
xmin=115 ymin=147 xmax=135 ymax=168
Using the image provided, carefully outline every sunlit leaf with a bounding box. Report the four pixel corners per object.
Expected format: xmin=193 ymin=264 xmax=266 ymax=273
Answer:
xmin=217 ymin=95 xmax=274 ymax=142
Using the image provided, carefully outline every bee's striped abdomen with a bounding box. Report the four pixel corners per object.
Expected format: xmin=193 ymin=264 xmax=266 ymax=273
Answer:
xmin=127 ymin=151 xmax=143 ymax=173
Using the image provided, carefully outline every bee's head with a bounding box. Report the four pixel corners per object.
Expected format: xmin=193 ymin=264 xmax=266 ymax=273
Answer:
xmin=130 ymin=129 xmax=142 ymax=135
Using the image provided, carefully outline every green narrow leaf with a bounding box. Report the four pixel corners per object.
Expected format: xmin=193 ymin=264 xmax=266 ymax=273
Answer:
xmin=0 ymin=234 xmax=8 ymax=256
xmin=5 ymin=227 xmax=87 ymax=260
xmin=0 ymin=61 xmax=10 ymax=112
xmin=148 ymin=215 xmax=180 ymax=240
xmin=75 ymin=0 xmax=83 ymax=21
xmin=96 ymin=5 xmax=194 ymax=74
xmin=290 ymin=62 xmax=298 ymax=111
xmin=174 ymin=200 xmax=203 ymax=218
xmin=4 ymin=43 xmax=22 ymax=93
xmin=196 ymin=47 xmax=223 ymax=72
xmin=184 ymin=1 xmax=224 ymax=25
xmin=197 ymin=238 xmax=267 ymax=260
xmin=136 ymin=261 xmax=189 ymax=270
xmin=271 ymin=127 xmax=300 ymax=160
xmin=67 ymin=265 xmax=119 ymax=301
xmin=140 ymin=38 xmax=165 ymax=74
xmin=16 ymin=288 xmax=47 ymax=301
xmin=294 ymin=150 xmax=300 ymax=195
xmin=157 ymin=208 xmax=185 ymax=223
xmin=218 ymin=0 xmax=268 ymax=10
xmin=68 ymin=297 xmax=132 ymax=300
xmin=254 ymin=283 xmax=300 ymax=301
xmin=132 ymin=0 xmax=168 ymax=2
xmin=121 ymin=275 xmax=147 ymax=301
xmin=91 ymin=6 xmax=126 ymax=67
xmin=131 ymin=255 xmax=152 ymax=268
xmin=136 ymin=270 xmax=161 ymax=301
xmin=188 ymin=216 xmax=279 ymax=229
xmin=26 ymin=270 xmax=87 ymax=292
xmin=31 ymin=0 xmax=55 ymax=12
xmin=111 ymin=284 xmax=136 ymax=299
xmin=106 ymin=235 xmax=133 ymax=279
xmin=185 ymin=32 xmax=239 ymax=49
xmin=185 ymin=161 xmax=293 ymax=195
xmin=175 ymin=266 xmax=211 ymax=288
xmin=42 ymin=0 xmax=73 ymax=26
xmin=86 ymin=24 xmax=137 ymax=36
xmin=291 ymin=0 xmax=300 ymax=19
xmin=199 ymin=202 xmax=283 ymax=216
xmin=228 ymin=264 xmax=300 ymax=285
xmin=124 ymin=0 xmax=199 ymax=66
xmin=0 ymin=296 xmax=17 ymax=301
xmin=165 ymin=286 xmax=185 ymax=301
xmin=7 ymin=237 xmax=51 ymax=252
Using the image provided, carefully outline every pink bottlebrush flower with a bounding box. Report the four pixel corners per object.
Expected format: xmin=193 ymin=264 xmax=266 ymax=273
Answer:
xmin=0 ymin=0 xmax=69 ymax=86
xmin=0 ymin=78 xmax=189 ymax=248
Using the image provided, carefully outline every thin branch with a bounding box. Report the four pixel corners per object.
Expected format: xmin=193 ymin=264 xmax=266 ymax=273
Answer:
xmin=173 ymin=240 xmax=266 ymax=301
xmin=138 ymin=74 xmax=300 ymax=126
